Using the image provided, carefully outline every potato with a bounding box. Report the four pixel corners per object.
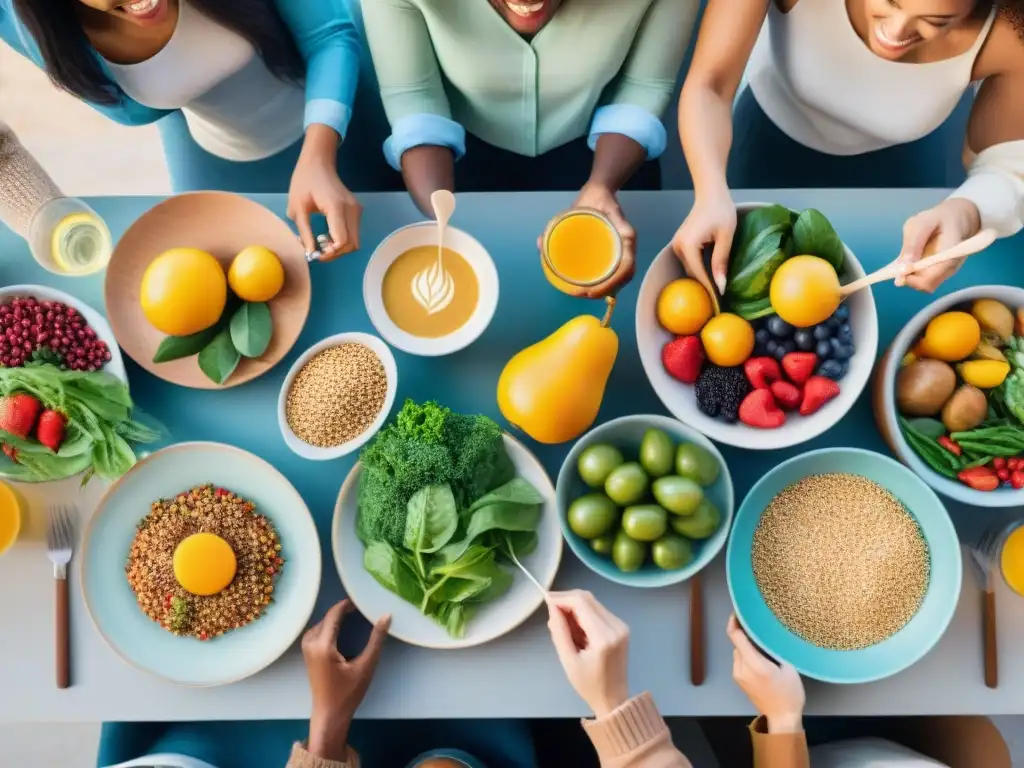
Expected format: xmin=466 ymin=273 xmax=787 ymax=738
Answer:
xmin=941 ymin=385 xmax=988 ymax=433
xmin=896 ymin=359 xmax=957 ymax=416
xmin=972 ymin=299 xmax=1014 ymax=343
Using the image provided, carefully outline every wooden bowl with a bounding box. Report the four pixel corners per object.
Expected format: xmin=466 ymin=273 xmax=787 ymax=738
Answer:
xmin=104 ymin=192 xmax=310 ymax=389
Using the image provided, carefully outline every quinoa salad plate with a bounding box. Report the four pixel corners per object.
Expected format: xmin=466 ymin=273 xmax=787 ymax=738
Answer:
xmin=80 ymin=442 xmax=321 ymax=686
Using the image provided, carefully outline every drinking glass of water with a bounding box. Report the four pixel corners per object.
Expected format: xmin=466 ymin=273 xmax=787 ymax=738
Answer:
xmin=28 ymin=197 xmax=112 ymax=276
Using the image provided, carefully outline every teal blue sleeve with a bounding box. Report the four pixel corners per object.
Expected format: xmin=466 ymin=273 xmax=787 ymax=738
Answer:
xmin=274 ymin=0 xmax=360 ymax=139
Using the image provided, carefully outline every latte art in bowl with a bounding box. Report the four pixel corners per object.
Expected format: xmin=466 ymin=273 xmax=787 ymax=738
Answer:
xmin=412 ymin=257 xmax=456 ymax=315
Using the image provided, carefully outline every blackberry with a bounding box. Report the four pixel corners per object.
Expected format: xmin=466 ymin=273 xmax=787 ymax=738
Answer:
xmin=695 ymin=364 xmax=752 ymax=423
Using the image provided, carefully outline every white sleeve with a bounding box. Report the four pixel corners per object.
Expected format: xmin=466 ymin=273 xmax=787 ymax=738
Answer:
xmin=948 ymin=139 xmax=1024 ymax=238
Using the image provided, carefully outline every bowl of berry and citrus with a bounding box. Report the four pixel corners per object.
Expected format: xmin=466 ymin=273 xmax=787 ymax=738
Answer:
xmin=636 ymin=203 xmax=879 ymax=450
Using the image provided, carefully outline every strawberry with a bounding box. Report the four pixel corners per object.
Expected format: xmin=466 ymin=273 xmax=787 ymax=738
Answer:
xmin=770 ymin=381 xmax=802 ymax=411
xmin=739 ymin=389 xmax=786 ymax=429
xmin=662 ymin=336 xmax=704 ymax=385
xmin=781 ymin=352 xmax=818 ymax=385
xmin=2 ymin=444 xmax=17 ymax=463
xmin=744 ymin=357 xmax=782 ymax=390
xmin=0 ymin=393 xmax=42 ymax=439
xmin=799 ymin=376 xmax=840 ymax=416
xmin=1011 ymin=470 xmax=1024 ymax=490
xmin=36 ymin=410 xmax=66 ymax=452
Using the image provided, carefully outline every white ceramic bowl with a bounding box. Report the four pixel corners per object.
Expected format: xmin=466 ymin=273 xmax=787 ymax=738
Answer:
xmin=278 ymin=332 xmax=398 ymax=460
xmin=0 ymin=284 xmax=126 ymax=383
xmin=636 ymin=203 xmax=879 ymax=450
xmin=363 ymin=222 xmax=499 ymax=357
xmin=333 ymin=434 xmax=563 ymax=649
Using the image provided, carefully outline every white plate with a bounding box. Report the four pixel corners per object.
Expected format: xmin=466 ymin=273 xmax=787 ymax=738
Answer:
xmin=333 ymin=434 xmax=562 ymax=649
xmin=363 ymin=222 xmax=499 ymax=357
xmin=277 ymin=332 xmax=398 ymax=460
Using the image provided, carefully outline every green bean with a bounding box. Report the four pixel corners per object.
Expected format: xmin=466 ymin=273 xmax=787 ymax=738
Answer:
xmin=956 ymin=440 xmax=1021 ymax=457
xmin=900 ymin=421 xmax=960 ymax=478
xmin=962 ymin=455 xmax=995 ymax=469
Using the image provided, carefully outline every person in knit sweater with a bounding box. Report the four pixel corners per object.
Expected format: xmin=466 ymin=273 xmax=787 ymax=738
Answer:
xmin=0 ymin=121 xmax=63 ymax=239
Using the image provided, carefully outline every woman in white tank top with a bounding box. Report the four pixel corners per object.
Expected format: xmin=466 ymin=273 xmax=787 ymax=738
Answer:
xmin=673 ymin=0 xmax=1024 ymax=295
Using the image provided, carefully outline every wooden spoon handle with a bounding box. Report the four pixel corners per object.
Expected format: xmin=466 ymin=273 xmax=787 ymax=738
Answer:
xmin=56 ymin=577 xmax=69 ymax=689
xmin=839 ymin=228 xmax=998 ymax=297
xmin=983 ymin=587 xmax=998 ymax=689
xmin=690 ymin=574 xmax=706 ymax=687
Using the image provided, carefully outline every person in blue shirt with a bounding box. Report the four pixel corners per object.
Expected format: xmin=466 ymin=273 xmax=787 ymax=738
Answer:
xmin=0 ymin=0 xmax=394 ymax=258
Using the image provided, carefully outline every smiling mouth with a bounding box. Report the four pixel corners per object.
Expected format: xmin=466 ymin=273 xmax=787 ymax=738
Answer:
xmin=874 ymin=21 xmax=920 ymax=51
xmin=505 ymin=1 xmax=545 ymax=17
xmin=118 ymin=0 xmax=161 ymax=18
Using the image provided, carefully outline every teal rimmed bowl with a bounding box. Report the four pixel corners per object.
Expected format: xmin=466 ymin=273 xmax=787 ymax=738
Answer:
xmin=556 ymin=415 xmax=734 ymax=587
xmin=727 ymin=447 xmax=961 ymax=684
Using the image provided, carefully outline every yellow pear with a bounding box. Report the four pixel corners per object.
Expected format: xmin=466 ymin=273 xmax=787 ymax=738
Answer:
xmin=498 ymin=299 xmax=619 ymax=444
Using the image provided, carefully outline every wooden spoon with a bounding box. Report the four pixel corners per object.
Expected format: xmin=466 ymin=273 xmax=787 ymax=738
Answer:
xmin=839 ymin=229 xmax=997 ymax=298
xmin=690 ymin=574 xmax=706 ymax=686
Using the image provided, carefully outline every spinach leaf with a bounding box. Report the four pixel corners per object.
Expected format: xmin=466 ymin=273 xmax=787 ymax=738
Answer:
xmin=364 ymin=540 xmax=425 ymax=604
xmin=434 ymin=602 xmax=473 ymax=638
xmin=497 ymin=530 xmax=539 ymax=561
xmin=440 ymin=496 xmax=542 ymax=563
xmin=731 ymin=205 xmax=793 ymax=275
xmin=198 ymin=328 xmax=241 ymax=385
xmin=791 ymin=209 xmax=844 ymax=271
xmin=230 ymin=302 xmax=273 ymax=358
xmin=152 ymin=325 xmax=221 ymax=364
xmin=726 ymin=226 xmax=788 ymax=301
xmin=403 ymin=484 xmax=458 ymax=554
xmin=466 ymin=477 xmax=544 ymax=512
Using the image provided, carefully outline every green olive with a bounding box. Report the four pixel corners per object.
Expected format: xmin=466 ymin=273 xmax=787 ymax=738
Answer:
xmin=652 ymin=534 xmax=694 ymax=571
xmin=590 ymin=532 xmax=616 ymax=557
xmin=621 ymin=504 xmax=668 ymax=542
xmin=567 ymin=493 xmax=620 ymax=540
xmin=639 ymin=428 xmax=675 ymax=478
xmin=604 ymin=462 xmax=649 ymax=506
xmin=652 ymin=475 xmax=704 ymax=516
xmin=612 ymin=531 xmax=647 ymax=572
xmin=675 ymin=443 xmax=721 ymax=487
xmin=670 ymin=498 xmax=721 ymax=540
xmin=577 ymin=443 xmax=625 ymax=488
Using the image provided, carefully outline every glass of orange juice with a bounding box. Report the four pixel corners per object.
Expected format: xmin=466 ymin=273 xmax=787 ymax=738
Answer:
xmin=541 ymin=209 xmax=622 ymax=296
xmin=977 ymin=520 xmax=1024 ymax=595
xmin=0 ymin=480 xmax=21 ymax=556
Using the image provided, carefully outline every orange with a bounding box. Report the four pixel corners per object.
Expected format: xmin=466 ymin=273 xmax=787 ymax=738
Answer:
xmin=140 ymin=248 xmax=227 ymax=336
xmin=657 ymin=278 xmax=713 ymax=335
xmin=173 ymin=533 xmax=237 ymax=596
xmin=228 ymin=246 xmax=285 ymax=303
xmin=769 ymin=255 xmax=841 ymax=328
xmin=921 ymin=312 xmax=981 ymax=362
xmin=700 ymin=313 xmax=755 ymax=367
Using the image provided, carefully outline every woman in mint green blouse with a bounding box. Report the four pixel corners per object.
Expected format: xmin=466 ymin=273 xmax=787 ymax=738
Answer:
xmin=362 ymin=0 xmax=697 ymax=295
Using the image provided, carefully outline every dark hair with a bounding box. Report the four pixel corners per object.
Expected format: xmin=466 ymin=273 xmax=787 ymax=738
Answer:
xmin=998 ymin=1 xmax=1024 ymax=37
xmin=13 ymin=0 xmax=305 ymax=105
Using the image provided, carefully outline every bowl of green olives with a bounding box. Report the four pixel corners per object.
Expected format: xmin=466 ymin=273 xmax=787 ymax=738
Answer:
xmin=557 ymin=414 xmax=734 ymax=587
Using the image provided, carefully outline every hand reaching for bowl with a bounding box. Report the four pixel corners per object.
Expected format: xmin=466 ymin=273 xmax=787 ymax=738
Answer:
xmin=547 ymin=590 xmax=630 ymax=717
xmin=671 ymin=188 xmax=737 ymax=300
xmin=303 ymin=600 xmax=391 ymax=761
xmin=895 ymin=198 xmax=982 ymax=294
xmin=727 ymin=614 xmax=805 ymax=734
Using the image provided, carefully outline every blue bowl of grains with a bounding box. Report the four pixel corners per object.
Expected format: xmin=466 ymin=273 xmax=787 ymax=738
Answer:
xmin=727 ymin=447 xmax=961 ymax=684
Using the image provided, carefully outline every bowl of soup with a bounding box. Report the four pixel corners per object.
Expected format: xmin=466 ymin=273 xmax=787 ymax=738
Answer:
xmin=363 ymin=222 xmax=499 ymax=357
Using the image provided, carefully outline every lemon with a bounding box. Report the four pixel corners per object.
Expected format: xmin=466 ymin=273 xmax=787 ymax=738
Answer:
xmin=700 ymin=313 xmax=755 ymax=367
xmin=140 ymin=248 xmax=227 ymax=336
xmin=769 ymin=255 xmax=841 ymax=328
xmin=922 ymin=312 xmax=981 ymax=362
xmin=228 ymin=246 xmax=285 ymax=302
xmin=173 ymin=533 xmax=237 ymax=596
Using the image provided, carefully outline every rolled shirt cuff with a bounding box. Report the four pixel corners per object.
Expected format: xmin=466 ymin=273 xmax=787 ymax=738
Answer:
xmin=588 ymin=103 xmax=667 ymax=160
xmin=383 ymin=113 xmax=467 ymax=171
xmin=948 ymin=171 xmax=1024 ymax=239
xmin=581 ymin=692 xmax=669 ymax=759
xmin=304 ymin=99 xmax=353 ymax=140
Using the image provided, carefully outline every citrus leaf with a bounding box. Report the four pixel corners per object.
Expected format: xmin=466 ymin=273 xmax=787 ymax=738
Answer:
xmin=198 ymin=328 xmax=241 ymax=385
xmin=153 ymin=326 xmax=221 ymax=363
xmin=229 ymin=302 xmax=272 ymax=358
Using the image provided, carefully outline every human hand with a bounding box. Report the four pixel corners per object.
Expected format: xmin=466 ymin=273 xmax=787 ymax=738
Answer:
xmin=547 ymin=590 xmax=630 ymax=718
xmin=727 ymin=614 xmax=805 ymax=734
xmin=287 ymin=125 xmax=363 ymax=262
xmin=671 ymin=189 xmax=736 ymax=298
xmin=541 ymin=183 xmax=636 ymax=299
xmin=895 ymin=198 xmax=981 ymax=293
xmin=303 ymin=600 xmax=391 ymax=760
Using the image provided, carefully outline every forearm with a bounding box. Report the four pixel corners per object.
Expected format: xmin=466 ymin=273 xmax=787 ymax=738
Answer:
xmin=285 ymin=716 xmax=357 ymax=768
xmin=300 ymin=123 xmax=341 ymax=167
xmin=679 ymin=83 xmax=733 ymax=199
xmin=0 ymin=122 xmax=61 ymax=237
xmin=587 ymin=134 xmax=648 ymax=194
xmin=400 ymin=145 xmax=455 ymax=217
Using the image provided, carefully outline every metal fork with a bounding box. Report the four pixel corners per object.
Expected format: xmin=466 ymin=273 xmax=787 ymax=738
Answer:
xmin=47 ymin=504 xmax=75 ymax=689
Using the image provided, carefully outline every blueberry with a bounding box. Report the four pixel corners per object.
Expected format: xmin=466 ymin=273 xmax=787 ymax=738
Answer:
xmin=772 ymin=344 xmax=787 ymax=361
xmin=768 ymin=317 xmax=793 ymax=337
xmin=781 ymin=340 xmax=796 ymax=355
xmin=813 ymin=324 xmax=832 ymax=341
xmin=836 ymin=360 xmax=850 ymax=380
xmin=793 ymin=329 xmax=815 ymax=351
xmin=766 ymin=339 xmax=778 ymax=355
xmin=826 ymin=317 xmax=841 ymax=331
xmin=830 ymin=337 xmax=854 ymax=360
xmin=755 ymin=328 xmax=771 ymax=345
xmin=832 ymin=304 xmax=849 ymax=321
xmin=836 ymin=323 xmax=854 ymax=344
xmin=816 ymin=340 xmax=832 ymax=359
xmin=817 ymin=359 xmax=844 ymax=380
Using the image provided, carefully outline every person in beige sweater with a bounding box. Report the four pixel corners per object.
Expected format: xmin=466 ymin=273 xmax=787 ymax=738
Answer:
xmin=284 ymin=594 xmax=813 ymax=768
xmin=0 ymin=121 xmax=62 ymax=238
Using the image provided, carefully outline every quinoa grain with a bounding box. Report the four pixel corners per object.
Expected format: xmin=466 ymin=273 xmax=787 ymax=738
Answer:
xmin=285 ymin=343 xmax=387 ymax=448
xmin=751 ymin=473 xmax=929 ymax=651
